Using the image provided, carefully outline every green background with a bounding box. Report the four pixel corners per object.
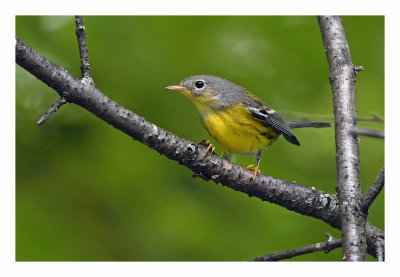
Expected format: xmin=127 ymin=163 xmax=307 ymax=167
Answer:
xmin=16 ymin=16 xmax=384 ymax=261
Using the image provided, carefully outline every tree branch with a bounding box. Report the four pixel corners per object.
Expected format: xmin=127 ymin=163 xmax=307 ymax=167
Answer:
xmin=318 ymin=16 xmax=367 ymax=261
xmin=350 ymin=127 xmax=384 ymax=139
xmin=361 ymin=167 xmax=385 ymax=261
xmin=375 ymin=238 xmax=385 ymax=262
xmin=253 ymin=233 xmax=341 ymax=261
xmin=280 ymin=111 xmax=384 ymax=124
xmin=357 ymin=113 xmax=384 ymax=124
xmin=34 ymin=16 xmax=93 ymax=125
xmin=15 ymin=36 xmax=383 ymax=259
xmin=361 ymin=167 xmax=385 ymax=213
xmin=75 ymin=15 xmax=93 ymax=83
xmin=36 ymin=97 xmax=66 ymax=125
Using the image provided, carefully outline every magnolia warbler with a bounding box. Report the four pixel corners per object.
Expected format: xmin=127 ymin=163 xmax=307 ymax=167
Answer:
xmin=165 ymin=75 xmax=330 ymax=180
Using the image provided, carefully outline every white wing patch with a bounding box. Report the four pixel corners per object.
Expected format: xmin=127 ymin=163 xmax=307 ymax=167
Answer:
xmin=247 ymin=107 xmax=300 ymax=146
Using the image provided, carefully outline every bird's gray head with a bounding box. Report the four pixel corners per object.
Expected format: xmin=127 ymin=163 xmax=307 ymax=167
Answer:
xmin=165 ymin=75 xmax=247 ymax=109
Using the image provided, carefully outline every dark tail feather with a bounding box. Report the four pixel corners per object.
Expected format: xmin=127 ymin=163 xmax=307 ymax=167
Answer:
xmin=288 ymin=122 xmax=331 ymax=129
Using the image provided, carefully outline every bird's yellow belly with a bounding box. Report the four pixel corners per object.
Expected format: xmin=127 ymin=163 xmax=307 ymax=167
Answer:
xmin=199 ymin=104 xmax=279 ymax=155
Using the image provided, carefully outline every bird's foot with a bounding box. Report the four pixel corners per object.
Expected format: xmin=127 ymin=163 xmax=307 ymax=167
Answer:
xmin=199 ymin=139 xmax=215 ymax=154
xmin=246 ymin=164 xmax=261 ymax=182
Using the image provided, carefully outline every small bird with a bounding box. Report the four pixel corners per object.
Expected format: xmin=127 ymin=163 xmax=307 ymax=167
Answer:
xmin=165 ymin=75 xmax=330 ymax=180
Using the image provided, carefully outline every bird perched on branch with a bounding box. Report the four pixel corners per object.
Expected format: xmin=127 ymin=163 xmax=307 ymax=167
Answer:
xmin=166 ymin=75 xmax=330 ymax=181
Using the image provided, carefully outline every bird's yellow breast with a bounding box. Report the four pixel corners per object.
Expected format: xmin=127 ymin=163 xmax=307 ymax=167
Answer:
xmin=198 ymin=103 xmax=279 ymax=156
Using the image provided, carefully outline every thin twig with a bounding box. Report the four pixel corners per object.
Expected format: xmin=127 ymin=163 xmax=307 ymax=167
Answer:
xmin=75 ymin=15 xmax=93 ymax=83
xmin=15 ymin=36 xmax=384 ymax=259
xmin=318 ymin=16 xmax=366 ymax=261
xmin=36 ymin=97 xmax=67 ymax=125
xmin=361 ymin=113 xmax=384 ymax=123
xmin=361 ymin=167 xmax=385 ymax=213
xmin=350 ymin=127 xmax=384 ymax=139
xmin=253 ymin=233 xmax=341 ymax=261
xmin=35 ymin=16 xmax=92 ymax=125
xmin=279 ymin=111 xmax=333 ymax=122
xmin=280 ymin=111 xmax=384 ymax=124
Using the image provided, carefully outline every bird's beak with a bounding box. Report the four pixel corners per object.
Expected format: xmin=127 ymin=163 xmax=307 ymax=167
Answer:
xmin=165 ymin=85 xmax=187 ymax=93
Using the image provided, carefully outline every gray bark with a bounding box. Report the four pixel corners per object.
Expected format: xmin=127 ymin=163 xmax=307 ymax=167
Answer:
xmin=318 ymin=16 xmax=366 ymax=261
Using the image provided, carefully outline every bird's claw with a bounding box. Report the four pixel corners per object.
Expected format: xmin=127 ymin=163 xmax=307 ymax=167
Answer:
xmin=199 ymin=139 xmax=215 ymax=154
xmin=246 ymin=164 xmax=261 ymax=182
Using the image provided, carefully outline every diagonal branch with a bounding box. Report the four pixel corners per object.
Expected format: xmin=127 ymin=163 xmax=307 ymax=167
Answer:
xmin=252 ymin=233 xmax=341 ymax=261
xmin=357 ymin=113 xmax=384 ymax=124
xmin=361 ymin=167 xmax=385 ymax=213
xmin=15 ymin=36 xmax=384 ymax=259
xmin=318 ymin=16 xmax=367 ymax=261
xmin=36 ymin=97 xmax=66 ymax=125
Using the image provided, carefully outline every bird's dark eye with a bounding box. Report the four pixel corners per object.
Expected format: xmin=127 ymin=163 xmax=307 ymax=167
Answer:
xmin=194 ymin=80 xmax=205 ymax=89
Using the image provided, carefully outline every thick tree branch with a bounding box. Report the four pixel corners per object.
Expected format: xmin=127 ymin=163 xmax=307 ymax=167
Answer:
xmin=15 ymin=37 xmax=383 ymax=259
xmin=253 ymin=233 xmax=341 ymax=261
xmin=318 ymin=16 xmax=367 ymax=261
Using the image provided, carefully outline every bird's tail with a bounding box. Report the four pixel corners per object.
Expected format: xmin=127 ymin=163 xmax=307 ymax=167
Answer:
xmin=288 ymin=122 xmax=331 ymax=129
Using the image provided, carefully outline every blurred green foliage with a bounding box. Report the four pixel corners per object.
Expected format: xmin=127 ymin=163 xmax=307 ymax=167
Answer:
xmin=16 ymin=16 xmax=384 ymax=261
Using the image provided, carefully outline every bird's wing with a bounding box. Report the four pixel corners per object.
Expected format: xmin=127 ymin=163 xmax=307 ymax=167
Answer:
xmin=247 ymin=106 xmax=300 ymax=146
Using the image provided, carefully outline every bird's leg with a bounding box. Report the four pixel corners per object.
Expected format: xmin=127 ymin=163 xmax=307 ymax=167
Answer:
xmin=246 ymin=151 xmax=262 ymax=182
xmin=199 ymin=139 xmax=215 ymax=154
